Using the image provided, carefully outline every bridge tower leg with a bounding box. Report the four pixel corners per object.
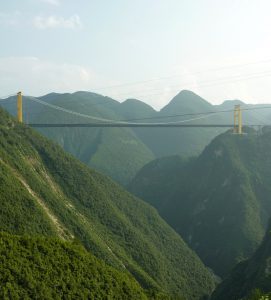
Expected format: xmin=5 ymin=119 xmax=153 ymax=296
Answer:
xmin=233 ymin=104 xmax=242 ymax=134
xmin=17 ymin=91 xmax=23 ymax=123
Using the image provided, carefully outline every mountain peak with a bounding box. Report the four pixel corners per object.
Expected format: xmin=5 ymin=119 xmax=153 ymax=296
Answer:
xmin=220 ymin=99 xmax=245 ymax=108
xmin=173 ymin=90 xmax=211 ymax=104
xmin=121 ymin=98 xmax=156 ymax=111
xmin=161 ymin=90 xmax=212 ymax=113
xmin=117 ymin=98 xmax=157 ymax=120
xmin=176 ymin=89 xmax=203 ymax=97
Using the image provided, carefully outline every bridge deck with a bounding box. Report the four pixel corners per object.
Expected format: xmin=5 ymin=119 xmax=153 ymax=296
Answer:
xmin=27 ymin=123 xmax=260 ymax=128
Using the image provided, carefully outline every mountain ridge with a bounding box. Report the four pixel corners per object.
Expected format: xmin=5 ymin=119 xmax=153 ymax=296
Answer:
xmin=0 ymin=106 xmax=215 ymax=299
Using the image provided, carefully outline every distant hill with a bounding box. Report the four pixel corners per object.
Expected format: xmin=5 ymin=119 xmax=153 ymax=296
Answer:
xmin=0 ymin=107 xmax=215 ymax=299
xmin=162 ymin=90 xmax=213 ymax=113
xmin=126 ymin=90 xmax=226 ymax=158
xmin=117 ymin=98 xmax=156 ymax=120
xmin=129 ymin=128 xmax=271 ymax=277
xmin=2 ymin=90 xmax=270 ymax=185
xmin=211 ymin=220 xmax=271 ymax=299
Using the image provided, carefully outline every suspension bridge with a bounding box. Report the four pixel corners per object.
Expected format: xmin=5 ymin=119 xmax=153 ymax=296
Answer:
xmin=3 ymin=91 xmax=271 ymax=134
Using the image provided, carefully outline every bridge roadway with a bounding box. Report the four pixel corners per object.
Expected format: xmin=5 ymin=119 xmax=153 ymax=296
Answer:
xmin=27 ymin=123 xmax=261 ymax=128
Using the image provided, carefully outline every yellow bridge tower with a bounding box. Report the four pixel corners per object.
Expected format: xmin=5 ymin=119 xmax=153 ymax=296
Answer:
xmin=233 ymin=104 xmax=242 ymax=134
xmin=17 ymin=91 xmax=23 ymax=123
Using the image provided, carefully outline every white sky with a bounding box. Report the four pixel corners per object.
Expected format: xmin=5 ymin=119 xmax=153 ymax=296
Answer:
xmin=1 ymin=0 xmax=271 ymax=109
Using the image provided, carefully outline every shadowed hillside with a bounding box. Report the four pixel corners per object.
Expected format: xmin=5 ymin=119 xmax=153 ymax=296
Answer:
xmin=211 ymin=220 xmax=271 ymax=300
xmin=129 ymin=127 xmax=271 ymax=277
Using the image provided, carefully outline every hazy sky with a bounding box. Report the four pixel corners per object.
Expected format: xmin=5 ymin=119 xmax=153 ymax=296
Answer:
xmin=1 ymin=0 xmax=271 ymax=109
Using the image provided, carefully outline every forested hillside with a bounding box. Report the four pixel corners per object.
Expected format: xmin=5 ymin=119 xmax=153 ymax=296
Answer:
xmin=0 ymin=107 xmax=215 ymax=299
xmin=0 ymin=232 xmax=149 ymax=299
xmin=211 ymin=220 xmax=271 ymax=300
xmin=129 ymin=127 xmax=271 ymax=277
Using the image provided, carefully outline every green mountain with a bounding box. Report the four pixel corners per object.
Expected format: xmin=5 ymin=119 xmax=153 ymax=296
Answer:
xmin=34 ymin=92 xmax=156 ymax=186
xmin=129 ymin=128 xmax=271 ymax=277
xmin=211 ymin=220 xmax=271 ymax=300
xmin=0 ymin=92 xmax=155 ymax=185
xmin=117 ymin=98 xmax=156 ymax=120
xmin=0 ymin=107 xmax=215 ymax=299
xmin=128 ymin=155 xmax=191 ymax=208
xmin=2 ymin=90 xmax=270 ymax=185
xmin=0 ymin=232 xmax=148 ymax=299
